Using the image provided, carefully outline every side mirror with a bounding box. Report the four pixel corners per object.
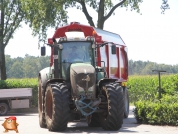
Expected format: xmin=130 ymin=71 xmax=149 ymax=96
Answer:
xmin=111 ymin=45 xmax=116 ymax=54
xmin=41 ymin=46 xmax=46 ymax=56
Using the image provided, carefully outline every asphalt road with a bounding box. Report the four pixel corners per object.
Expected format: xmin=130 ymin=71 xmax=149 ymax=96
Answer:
xmin=0 ymin=106 xmax=178 ymax=134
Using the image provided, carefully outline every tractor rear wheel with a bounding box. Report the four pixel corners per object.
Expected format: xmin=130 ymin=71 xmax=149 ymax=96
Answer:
xmin=99 ymin=82 xmax=124 ymax=130
xmin=124 ymin=88 xmax=129 ymax=118
xmin=87 ymin=113 xmax=101 ymax=127
xmin=38 ymin=78 xmax=46 ymax=128
xmin=45 ymin=83 xmax=69 ymax=131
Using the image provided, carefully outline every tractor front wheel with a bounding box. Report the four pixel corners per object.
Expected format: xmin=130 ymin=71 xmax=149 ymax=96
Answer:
xmin=45 ymin=83 xmax=69 ymax=132
xmin=87 ymin=113 xmax=101 ymax=127
xmin=99 ymin=82 xmax=124 ymax=130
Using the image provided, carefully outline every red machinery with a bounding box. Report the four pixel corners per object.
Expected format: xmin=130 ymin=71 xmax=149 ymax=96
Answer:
xmin=48 ymin=22 xmax=128 ymax=82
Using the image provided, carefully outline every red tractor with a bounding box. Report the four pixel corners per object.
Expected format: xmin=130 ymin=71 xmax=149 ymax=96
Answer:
xmin=38 ymin=22 xmax=129 ymax=131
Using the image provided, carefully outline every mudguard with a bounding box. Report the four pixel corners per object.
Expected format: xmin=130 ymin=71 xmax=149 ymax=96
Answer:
xmin=39 ymin=67 xmax=66 ymax=93
xmin=97 ymin=78 xmax=117 ymax=89
xmin=39 ymin=67 xmax=51 ymax=95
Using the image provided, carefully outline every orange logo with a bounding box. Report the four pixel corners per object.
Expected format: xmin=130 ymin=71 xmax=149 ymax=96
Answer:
xmin=2 ymin=116 xmax=19 ymax=133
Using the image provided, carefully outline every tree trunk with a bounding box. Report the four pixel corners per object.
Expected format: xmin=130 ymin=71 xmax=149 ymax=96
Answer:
xmin=0 ymin=44 xmax=6 ymax=80
xmin=0 ymin=0 xmax=6 ymax=80
xmin=97 ymin=18 xmax=104 ymax=29
xmin=97 ymin=0 xmax=105 ymax=29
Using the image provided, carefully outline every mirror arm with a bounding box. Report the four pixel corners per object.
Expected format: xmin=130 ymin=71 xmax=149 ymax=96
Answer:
xmin=47 ymin=44 xmax=52 ymax=47
xmin=95 ymin=42 xmax=114 ymax=48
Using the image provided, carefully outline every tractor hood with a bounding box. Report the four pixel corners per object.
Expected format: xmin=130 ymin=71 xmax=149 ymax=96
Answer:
xmin=70 ymin=63 xmax=96 ymax=99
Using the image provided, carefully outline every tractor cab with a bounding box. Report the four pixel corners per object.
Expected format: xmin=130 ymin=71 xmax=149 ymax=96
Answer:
xmin=41 ymin=35 xmax=96 ymax=77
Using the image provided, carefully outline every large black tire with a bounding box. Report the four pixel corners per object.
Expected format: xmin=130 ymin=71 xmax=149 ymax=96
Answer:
xmin=0 ymin=102 xmax=8 ymax=115
xmin=87 ymin=113 xmax=101 ymax=127
xmin=38 ymin=78 xmax=47 ymax=128
xmin=99 ymin=82 xmax=124 ymax=130
xmin=45 ymin=83 xmax=70 ymax=131
xmin=123 ymin=88 xmax=129 ymax=118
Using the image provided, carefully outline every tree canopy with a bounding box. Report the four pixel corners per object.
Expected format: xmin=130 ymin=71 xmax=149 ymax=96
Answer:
xmin=21 ymin=0 xmax=170 ymax=43
xmin=0 ymin=0 xmax=25 ymax=80
xmin=3 ymin=55 xmax=178 ymax=78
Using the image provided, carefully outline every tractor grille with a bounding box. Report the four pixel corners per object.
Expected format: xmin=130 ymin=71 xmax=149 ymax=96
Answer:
xmin=70 ymin=63 xmax=96 ymax=98
xmin=76 ymin=73 xmax=95 ymax=89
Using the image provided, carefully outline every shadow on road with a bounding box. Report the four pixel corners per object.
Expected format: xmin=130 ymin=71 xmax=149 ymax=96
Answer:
xmin=61 ymin=115 xmax=140 ymax=133
xmin=62 ymin=107 xmax=140 ymax=133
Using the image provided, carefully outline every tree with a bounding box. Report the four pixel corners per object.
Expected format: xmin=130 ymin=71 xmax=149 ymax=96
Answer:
xmin=4 ymin=55 xmax=178 ymax=77
xmin=23 ymin=54 xmax=39 ymax=78
xmin=5 ymin=55 xmax=13 ymax=78
xmin=5 ymin=55 xmax=50 ymax=78
xmin=9 ymin=60 xmax=24 ymax=78
xmin=0 ymin=0 xmax=25 ymax=80
xmin=21 ymin=0 xmax=170 ymax=43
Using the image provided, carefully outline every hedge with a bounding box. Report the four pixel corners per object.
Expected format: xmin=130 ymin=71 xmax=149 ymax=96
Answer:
xmin=134 ymin=94 xmax=178 ymax=126
xmin=127 ymin=74 xmax=178 ymax=126
xmin=0 ymin=78 xmax=38 ymax=107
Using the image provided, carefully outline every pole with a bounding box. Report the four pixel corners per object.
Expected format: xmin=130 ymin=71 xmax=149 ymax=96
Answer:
xmin=152 ymin=70 xmax=166 ymax=100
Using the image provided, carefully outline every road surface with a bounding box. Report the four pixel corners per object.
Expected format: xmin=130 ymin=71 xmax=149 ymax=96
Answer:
xmin=0 ymin=106 xmax=178 ymax=134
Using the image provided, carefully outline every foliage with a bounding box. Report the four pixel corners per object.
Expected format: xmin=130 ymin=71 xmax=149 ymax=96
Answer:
xmin=127 ymin=74 xmax=178 ymax=103
xmin=129 ymin=74 xmax=178 ymax=126
xmin=5 ymin=55 xmax=178 ymax=79
xmin=0 ymin=78 xmax=38 ymax=107
xmin=0 ymin=0 xmax=25 ymax=80
xmin=0 ymin=0 xmax=25 ymax=46
xmin=20 ymin=0 xmax=169 ymax=42
xmin=20 ymin=0 xmax=67 ymax=43
xmin=5 ymin=55 xmax=50 ymax=78
xmin=128 ymin=60 xmax=178 ymax=75
xmin=134 ymin=96 xmax=178 ymax=126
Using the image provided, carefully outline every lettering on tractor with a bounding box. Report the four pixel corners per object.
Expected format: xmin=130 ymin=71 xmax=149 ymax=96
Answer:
xmin=38 ymin=22 xmax=129 ymax=131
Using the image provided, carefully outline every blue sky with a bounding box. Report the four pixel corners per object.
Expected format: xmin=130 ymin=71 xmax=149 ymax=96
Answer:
xmin=5 ymin=0 xmax=178 ymax=65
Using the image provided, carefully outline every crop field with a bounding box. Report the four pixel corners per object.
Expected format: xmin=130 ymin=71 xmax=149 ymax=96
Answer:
xmin=127 ymin=74 xmax=178 ymax=103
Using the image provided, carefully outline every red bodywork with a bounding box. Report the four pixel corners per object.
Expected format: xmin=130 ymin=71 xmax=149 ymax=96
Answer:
xmin=48 ymin=22 xmax=128 ymax=82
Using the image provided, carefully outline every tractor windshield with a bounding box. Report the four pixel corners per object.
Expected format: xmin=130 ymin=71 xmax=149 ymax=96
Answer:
xmin=61 ymin=42 xmax=93 ymax=64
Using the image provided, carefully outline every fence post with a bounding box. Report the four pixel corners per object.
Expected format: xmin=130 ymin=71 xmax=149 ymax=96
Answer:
xmin=152 ymin=70 xmax=166 ymax=100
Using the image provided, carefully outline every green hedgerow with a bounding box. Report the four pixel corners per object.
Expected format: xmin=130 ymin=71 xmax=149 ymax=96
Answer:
xmin=134 ymin=94 xmax=178 ymax=126
xmin=0 ymin=78 xmax=38 ymax=107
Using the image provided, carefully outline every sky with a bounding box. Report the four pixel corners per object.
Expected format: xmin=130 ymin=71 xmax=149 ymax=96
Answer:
xmin=5 ymin=0 xmax=178 ymax=65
